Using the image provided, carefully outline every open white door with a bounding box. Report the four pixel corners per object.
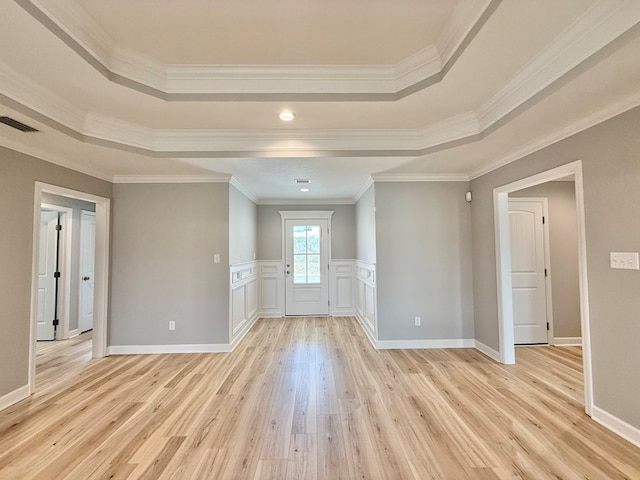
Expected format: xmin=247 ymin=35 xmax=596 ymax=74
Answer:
xmin=509 ymin=199 xmax=549 ymax=344
xmin=79 ymin=211 xmax=96 ymax=333
xmin=285 ymin=219 xmax=329 ymax=316
xmin=37 ymin=210 xmax=58 ymax=341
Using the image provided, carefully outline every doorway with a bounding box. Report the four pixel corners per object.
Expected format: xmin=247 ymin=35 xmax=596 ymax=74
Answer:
xmin=280 ymin=211 xmax=333 ymax=316
xmin=493 ymin=160 xmax=593 ymax=416
xmin=29 ymin=182 xmax=110 ymax=395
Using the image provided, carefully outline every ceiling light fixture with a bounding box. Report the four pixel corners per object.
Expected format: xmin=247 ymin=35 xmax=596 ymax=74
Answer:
xmin=300 ymin=188 xmax=310 ymax=192
xmin=279 ymin=111 xmax=295 ymax=121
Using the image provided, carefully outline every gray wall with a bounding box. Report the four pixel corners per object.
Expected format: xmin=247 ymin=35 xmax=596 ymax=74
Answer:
xmin=0 ymin=147 xmax=112 ymax=398
xmin=374 ymin=182 xmax=474 ymax=341
xmin=256 ymin=204 xmax=356 ymax=260
xmin=229 ymin=185 xmax=257 ymax=265
xmin=40 ymin=193 xmax=96 ymax=333
xmin=110 ymin=183 xmax=230 ymax=345
xmin=511 ymin=182 xmax=581 ymax=338
xmin=355 ymin=185 xmax=376 ymax=263
xmin=470 ymin=106 xmax=640 ymax=428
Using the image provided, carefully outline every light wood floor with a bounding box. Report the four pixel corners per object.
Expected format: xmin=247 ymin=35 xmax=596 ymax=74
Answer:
xmin=2 ymin=317 xmax=639 ymax=479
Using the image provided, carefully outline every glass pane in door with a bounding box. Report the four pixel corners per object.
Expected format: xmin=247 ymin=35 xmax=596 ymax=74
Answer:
xmin=292 ymin=225 xmax=322 ymax=284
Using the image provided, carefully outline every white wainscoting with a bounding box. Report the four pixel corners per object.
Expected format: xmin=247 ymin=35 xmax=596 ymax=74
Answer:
xmin=330 ymin=260 xmax=355 ymax=316
xmin=355 ymin=261 xmax=377 ymax=345
xmin=230 ymin=262 xmax=260 ymax=346
xmin=258 ymin=261 xmax=284 ymax=317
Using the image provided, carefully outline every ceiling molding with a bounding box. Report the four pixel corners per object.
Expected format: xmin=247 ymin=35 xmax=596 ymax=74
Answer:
xmin=258 ymin=199 xmax=354 ymax=206
xmin=230 ymin=177 xmax=258 ymax=204
xmin=15 ymin=0 xmax=499 ymax=100
xmin=469 ymin=88 xmax=640 ymax=180
xmin=0 ymin=136 xmax=112 ymax=181
xmin=353 ymin=177 xmax=374 ymax=204
xmin=112 ymin=174 xmax=232 ymax=184
xmin=372 ymin=173 xmax=470 ymax=182
xmin=477 ymin=0 xmax=640 ymax=131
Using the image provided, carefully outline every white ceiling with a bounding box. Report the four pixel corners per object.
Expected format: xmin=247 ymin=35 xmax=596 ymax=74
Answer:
xmin=1 ymin=0 xmax=639 ymax=202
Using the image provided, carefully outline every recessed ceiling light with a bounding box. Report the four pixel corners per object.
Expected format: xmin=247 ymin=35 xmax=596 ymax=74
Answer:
xmin=300 ymin=188 xmax=310 ymax=192
xmin=279 ymin=111 xmax=295 ymax=121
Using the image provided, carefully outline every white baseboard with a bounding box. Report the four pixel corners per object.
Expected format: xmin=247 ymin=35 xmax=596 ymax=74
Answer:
xmin=375 ymin=339 xmax=475 ymax=350
xmin=474 ymin=340 xmax=501 ymax=362
xmin=258 ymin=311 xmax=284 ymax=318
xmin=591 ymin=405 xmax=640 ymax=448
xmin=108 ymin=343 xmax=232 ymax=355
xmin=356 ymin=316 xmax=378 ymax=349
xmin=553 ymin=337 xmax=582 ymax=346
xmin=0 ymin=384 xmax=30 ymax=412
xmin=230 ymin=315 xmax=260 ymax=350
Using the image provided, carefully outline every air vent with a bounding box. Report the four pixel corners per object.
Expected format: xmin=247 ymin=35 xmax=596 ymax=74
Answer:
xmin=294 ymin=179 xmax=311 ymax=184
xmin=0 ymin=116 xmax=39 ymax=133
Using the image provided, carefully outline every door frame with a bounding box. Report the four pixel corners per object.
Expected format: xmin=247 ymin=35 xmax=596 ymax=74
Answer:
xmin=279 ymin=210 xmax=333 ymax=316
xmin=508 ymin=197 xmax=554 ymax=345
xmin=493 ymin=160 xmax=592 ymax=416
xmin=29 ymin=182 xmax=110 ymax=394
xmin=40 ymin=203 xmax=73 ymax=340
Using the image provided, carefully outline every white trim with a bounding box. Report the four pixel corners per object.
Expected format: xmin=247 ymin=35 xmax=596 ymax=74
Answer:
xmin=230 ymin=315 xmax=260 ymax=350
xmin=474 ymin=340 xmax=501 ymax=362
xmin=553 ymin=337 xmax=582 ymax=346
xmin=258 ymin=199 xmax=354 ymax=206
xmin=493 ymin=160 xmax=593 ymax=417
xmin=469 ymin=89 xmax=640 ymax=180
xmin=357 ymin=315 xmax=378 ymax=350
xmin=278 ymin=210 xmax=335 ymax=220
xmin=591 ymin=406 xmax=640 ymax=448
xmin=371 ymin=173 xmax=470 ymax=182
xmin=17 ymin=0 xmax=496 ymax=96
xmin=230 ymin=177 xmax=258 ymax=203
xmin=112 ymin=174 xmax=231 ymax=184
xmin=30 ymin=183 xmax=110 ymax=395
xmin=0 ymin=384 xmax=30 ymax=411
xmin=376 ymin=339 xmax=475 ymax=350
xmin=108 ymin=344 xmax=232 ymax=355
xmin=353 ymin=177 xmax=374 ymax=203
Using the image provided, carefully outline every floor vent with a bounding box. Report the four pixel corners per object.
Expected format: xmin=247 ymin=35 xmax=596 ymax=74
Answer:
xmin=0 ymin=116 xmax=39 ymax=133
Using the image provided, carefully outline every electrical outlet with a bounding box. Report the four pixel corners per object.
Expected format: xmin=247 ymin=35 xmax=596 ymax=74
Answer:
xmin=169 ymin=321 xmax=176 ymax=331
xmin=610 ymin=252 xmax=639 ymax=270
xmin=414 ymin=316 xmax=421 ymax=327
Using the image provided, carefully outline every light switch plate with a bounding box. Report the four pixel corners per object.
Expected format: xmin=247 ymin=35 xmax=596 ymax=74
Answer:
xmin=610 ymin=252 xmax=639 ymax=270
xmin=214 ymin=254 xmax=221 ymax=264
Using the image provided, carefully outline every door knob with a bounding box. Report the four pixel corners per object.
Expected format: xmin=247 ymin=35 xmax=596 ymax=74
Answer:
xmin=83 ymin=276 xmax=91 ymax=281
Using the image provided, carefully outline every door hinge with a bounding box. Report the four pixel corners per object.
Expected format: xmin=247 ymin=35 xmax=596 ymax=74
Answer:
xmin=55 ymin=224 xmax=62 ymax=231
xmin=328 ymin=300 xmax=330 ymax=306
xmin=54 ymin=271 xmax=61 ymax=278
xmin=546 ymin=322 xmax=549 ymax=331
xmin=53 ymin=319 xmax=59 ymax=326
xmin=544 ymin=268 xmax=548 ymax=277
xmin=542 ymin=216 xmax=545 ymax=225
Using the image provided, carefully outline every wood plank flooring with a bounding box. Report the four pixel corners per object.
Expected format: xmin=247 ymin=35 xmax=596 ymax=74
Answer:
xmin=1 ymin=317 xmax=639 ymax=479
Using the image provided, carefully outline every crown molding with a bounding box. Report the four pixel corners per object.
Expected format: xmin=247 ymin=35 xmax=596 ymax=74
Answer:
xmin=258 ymin=199 xmax=354 ymax=206
xmin=230 ymin=177 xmax=258 ymax=203
xmin=112 ymin=174 xmax=232 ymax=184
xmin=0 ymin=136 xmax=112 ymax=181
xmin=477 ymin=0 xmax=640 ymax=131
xmin=469 ymin=88 xmax=640 ymax=180
xmin=371 ymin=173 xmax=470 ymax=182
xmin=15 ymin=0 xmax=498 ymax=100
xmin=353 ymin=177 xmax=374 ymax=203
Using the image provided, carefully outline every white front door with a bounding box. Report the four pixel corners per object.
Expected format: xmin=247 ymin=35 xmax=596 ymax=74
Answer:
xmin=285 ymin=219 xmax=329 ymax=316
xmin=509 ymin=199 xmax=548 ymax=345
xmin=37 ymin=210 xmax=58 ymax=341
xmin=79 ymin=211 xmax=96 ymax=332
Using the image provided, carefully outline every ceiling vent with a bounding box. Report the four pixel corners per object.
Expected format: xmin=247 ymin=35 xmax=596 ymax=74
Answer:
xmin=294 ymin=179 xmax=311 ymax=184
xmin=0 ymin=116 xmax=39 ymax=133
